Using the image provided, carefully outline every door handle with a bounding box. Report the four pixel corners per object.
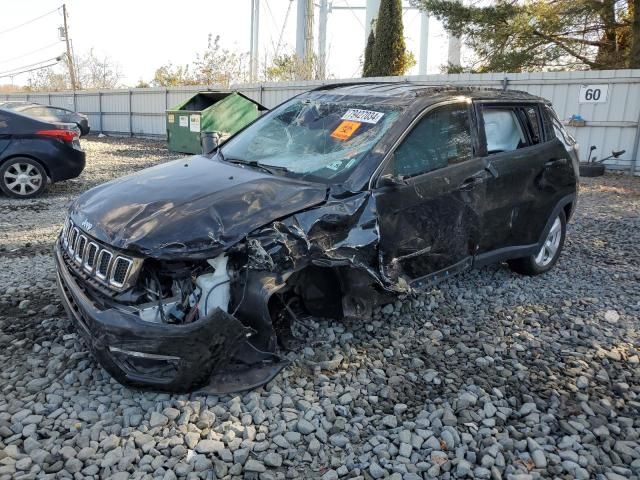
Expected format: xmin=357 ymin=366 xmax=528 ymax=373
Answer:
xmin=458 ymin=175 xmax=483 ymax=191
xmin=545 ymin=158 xmax=567 ymax=167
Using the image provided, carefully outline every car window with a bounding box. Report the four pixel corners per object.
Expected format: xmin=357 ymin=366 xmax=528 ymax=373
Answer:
xmin=522 ymin=105 xmax=542 ymax=144
xmin=393 ymin=104 xmax=472 ymax=178
xmin=25 ymin=106 xmax=49 ymax=116
xmin=482 ymin=108 xmax=527 ymax=154
xmin=43 ymin=107 xmax=64 ymax=118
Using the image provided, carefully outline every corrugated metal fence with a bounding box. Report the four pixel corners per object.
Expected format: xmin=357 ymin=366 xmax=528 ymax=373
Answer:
xmin=3 ymin=69 xmax=640 ymax=174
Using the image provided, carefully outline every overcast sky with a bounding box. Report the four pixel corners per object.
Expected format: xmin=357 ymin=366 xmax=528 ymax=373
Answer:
xmin=0 ymin=0 xmax=451 ymax=86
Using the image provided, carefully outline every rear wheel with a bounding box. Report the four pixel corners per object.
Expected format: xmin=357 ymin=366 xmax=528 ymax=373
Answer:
xmin=508 ymin=211 xmax=566 ymax=276
xmin=0 ymin=157 xmax=48 ymax=199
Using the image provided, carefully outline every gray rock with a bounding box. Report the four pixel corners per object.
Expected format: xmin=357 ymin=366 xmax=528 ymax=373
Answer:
xmin=195 ymin=439 xmax=224 ymax=454
xmin=369 ymin=463 xmax=387 ymax=479
xmin=245 ymin=459 xmax=267 ymax=472
xmin=150 ymin=411 xmax=169 ymax=428
xmin=264 ymin=452 xmax=283 ymax=467
xmin=297 ymin=418 xmax=315 ymax=434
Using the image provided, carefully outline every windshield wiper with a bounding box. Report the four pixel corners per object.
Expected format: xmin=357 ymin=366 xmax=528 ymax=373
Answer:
xmin=223 ymin=157 xmax=290 ymax=176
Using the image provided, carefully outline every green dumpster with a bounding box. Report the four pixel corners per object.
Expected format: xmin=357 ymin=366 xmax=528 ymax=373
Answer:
xmin=166 ymin=91 xmax=266 ymax=154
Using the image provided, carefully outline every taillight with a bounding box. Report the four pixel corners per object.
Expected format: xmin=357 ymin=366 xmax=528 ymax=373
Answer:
xmin=36 ymin=129 xmax=78 ymax=142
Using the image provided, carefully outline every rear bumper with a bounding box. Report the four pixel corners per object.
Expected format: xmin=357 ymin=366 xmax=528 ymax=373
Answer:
xmin=48 ymin=144 xmax=86 ymax=182
xmin=54 ymin=240 xmax=250 ymax=391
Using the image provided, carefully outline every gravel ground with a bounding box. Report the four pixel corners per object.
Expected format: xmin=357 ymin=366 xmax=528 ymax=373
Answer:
xmin=0 ymin=137 xmax=639 ymax=480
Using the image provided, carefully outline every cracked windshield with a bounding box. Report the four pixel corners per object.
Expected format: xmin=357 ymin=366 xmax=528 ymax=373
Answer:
xmin=221 ymin=98 xmax=402 ymax=180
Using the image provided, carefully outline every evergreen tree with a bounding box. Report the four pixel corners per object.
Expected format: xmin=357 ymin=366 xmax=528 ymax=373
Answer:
xmin=371 ymin=0 xmax=411 ymax=76
xmin=412 ymin=0 xmax=640 ymax=71
xmin=363 ymin=25 xmax=376 ymax=77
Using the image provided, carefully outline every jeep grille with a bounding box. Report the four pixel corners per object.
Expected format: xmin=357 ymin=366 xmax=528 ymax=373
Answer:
xmin=60 ymin=218 xmax=141 ymax=291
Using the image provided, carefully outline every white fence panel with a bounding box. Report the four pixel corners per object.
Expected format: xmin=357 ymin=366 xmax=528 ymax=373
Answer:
xmin=2 ymin=70 xmax=639 ymax=174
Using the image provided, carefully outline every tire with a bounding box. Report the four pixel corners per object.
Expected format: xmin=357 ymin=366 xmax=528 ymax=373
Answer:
xmin=0 ymin=157 xmax=48 ymax=199
xmin=508 ymin=210 xmax=566 ymax=276
xmin=579 ymin=162 xmax=605 ymax=177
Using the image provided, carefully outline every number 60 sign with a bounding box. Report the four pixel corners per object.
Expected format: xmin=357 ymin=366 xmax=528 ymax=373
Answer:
xmin=579 ymin=84 xmax=609 ymax=103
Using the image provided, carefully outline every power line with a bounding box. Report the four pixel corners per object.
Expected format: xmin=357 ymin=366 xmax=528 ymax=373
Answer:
xmin=0 ymin=42 xmax=61 ymax=66
xmin=0 ymin=5 xmax=62 ymax=36
xmin=0 ymin=61 xmax=60 ymax=80
xmin=0 ymin=56 xmax=62 ymax=77
xmin=275 ymin=0 xmax=294 ymax=57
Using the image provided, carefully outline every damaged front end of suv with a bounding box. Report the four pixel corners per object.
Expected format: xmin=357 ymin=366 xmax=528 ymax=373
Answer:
xmin=55 ymin=91 xmax=409 ymax=393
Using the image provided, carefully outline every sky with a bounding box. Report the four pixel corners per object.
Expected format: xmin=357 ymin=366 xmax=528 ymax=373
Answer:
xmin=0 ymin=0 xmax=451 ymax=87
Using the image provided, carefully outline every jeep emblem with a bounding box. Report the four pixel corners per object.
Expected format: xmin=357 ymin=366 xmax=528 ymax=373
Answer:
xmin=81 ymin=219 xmax=93 ymax=231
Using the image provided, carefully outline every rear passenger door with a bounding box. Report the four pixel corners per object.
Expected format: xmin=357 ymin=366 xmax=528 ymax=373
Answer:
xmin=476 ymin=102 xmax=562 ymax=251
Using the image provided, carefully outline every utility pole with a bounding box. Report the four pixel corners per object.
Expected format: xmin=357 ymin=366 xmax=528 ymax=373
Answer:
xmin=295 ymin=0 xmax=314 ymax=79
xmin=318 ymin=0 xmax=328 ymax=79
xmin=249 ymin=0 xmax=260 ymax=82
xmin=304 ymin=0 xmax=314 ymax=79
xmin=418 ymin=12 xmax=429 ymax=75
xmin=62 ymin=4 xmax=78 ymax=90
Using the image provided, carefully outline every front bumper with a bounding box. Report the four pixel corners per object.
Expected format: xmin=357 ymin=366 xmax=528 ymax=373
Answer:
xmin=54 ymin=240 xmax=259 ymax=392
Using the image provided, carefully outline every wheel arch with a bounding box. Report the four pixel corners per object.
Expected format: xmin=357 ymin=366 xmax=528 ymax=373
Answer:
xmin=0 ymin=153 xmax=51 ymax=180
xmin=536 ymin=194 xmax=574 ymax=248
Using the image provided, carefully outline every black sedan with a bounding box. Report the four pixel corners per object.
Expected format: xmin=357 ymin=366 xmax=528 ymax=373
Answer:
xmin=0 ymin=101 xmax=90 ymax=136
xmin=0 ymin=108 xmax=86 ymax=198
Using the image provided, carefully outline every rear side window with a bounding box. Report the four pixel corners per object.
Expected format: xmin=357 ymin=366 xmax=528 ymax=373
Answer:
xmin=394 ymin=104 xmax=472 ymax=177
xmin=482 ymin=108 xmax=527 ymax=154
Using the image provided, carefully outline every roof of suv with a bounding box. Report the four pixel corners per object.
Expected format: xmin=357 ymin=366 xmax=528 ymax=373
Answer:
xmin=310 ymin=82 xmax=544 ymax=103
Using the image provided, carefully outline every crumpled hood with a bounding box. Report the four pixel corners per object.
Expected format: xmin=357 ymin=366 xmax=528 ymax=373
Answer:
xmin=69 ymin=155 xmax=328 ymax=258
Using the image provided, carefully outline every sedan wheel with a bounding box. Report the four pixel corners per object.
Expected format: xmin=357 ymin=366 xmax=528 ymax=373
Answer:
xmin=0 ymin=158 xmax=47 ymax=198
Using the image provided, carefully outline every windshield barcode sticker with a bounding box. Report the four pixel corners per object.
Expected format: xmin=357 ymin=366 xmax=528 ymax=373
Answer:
xmin=341 ymin=109 xmax=384 ymax=124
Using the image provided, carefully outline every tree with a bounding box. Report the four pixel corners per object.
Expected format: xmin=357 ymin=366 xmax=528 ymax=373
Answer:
xmin=192 ymin=34 xmax=250 ymax=86
xmin=151 ymin=35 xmax=249 ymax=87
xmin=76 ymin=49 xmax=122 ymax=89
xmin=25 ymin=49 xmax=122 ymax=91
xmin=152 ymin=63 xmax=197 ymax=87
xmin=411 ymin=0 xmax=640 ymax=71
xmin=363 ymin=26 xmax=376 ymax=77
xmin=264 ymin=51 xmax=321 ymax=81
xmin=371 ymin=0 xmax=412 ymax=76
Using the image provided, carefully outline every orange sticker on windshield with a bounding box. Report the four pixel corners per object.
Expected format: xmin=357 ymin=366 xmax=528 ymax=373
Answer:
xmin=331 ymin=120 xmax=361 ymax=141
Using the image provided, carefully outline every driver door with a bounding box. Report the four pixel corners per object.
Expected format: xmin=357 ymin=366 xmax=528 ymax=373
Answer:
xmin=374 ymin=102 xmax=488 ymax=287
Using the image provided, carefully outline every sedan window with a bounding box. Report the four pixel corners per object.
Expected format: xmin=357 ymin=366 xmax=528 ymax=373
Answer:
xmin=393 ymin=104 xmax=472 ymax=177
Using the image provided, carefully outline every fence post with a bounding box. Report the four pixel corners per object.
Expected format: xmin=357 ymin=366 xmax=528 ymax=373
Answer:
xmin=48 ymin=93 xmax=51 ymax=106
xmin=128 ymin=90 xmax=133 ymax=137
xmin=98 ymin=92 xmax=103 ymax=134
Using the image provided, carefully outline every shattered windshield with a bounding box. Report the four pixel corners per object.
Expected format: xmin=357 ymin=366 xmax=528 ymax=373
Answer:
xmin=220 ymin=97 xmax=402 ymax=181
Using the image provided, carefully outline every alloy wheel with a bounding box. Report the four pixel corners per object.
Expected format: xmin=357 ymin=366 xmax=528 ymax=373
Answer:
xmin=534 ymin=216 xmax=562 ymax=267
xmin=3 ymin=162 xmax=43 ymax=197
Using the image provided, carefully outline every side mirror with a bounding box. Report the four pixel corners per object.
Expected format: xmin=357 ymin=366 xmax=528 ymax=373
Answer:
xmin=201 ymin=131 xmax=220 ymax=155
xmin=378 ymin=173 xmax=407 ymax=188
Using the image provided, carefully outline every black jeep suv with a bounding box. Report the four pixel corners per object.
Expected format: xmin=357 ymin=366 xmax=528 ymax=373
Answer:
xmin=55 ymin=83 xmax=578 ymax=392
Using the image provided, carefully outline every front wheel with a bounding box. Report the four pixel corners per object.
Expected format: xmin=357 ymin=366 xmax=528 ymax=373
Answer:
xmin=0 ymin=157 xmax=48 ymax=199
xmin=508 ymin=211 xmax=566 ymax=276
